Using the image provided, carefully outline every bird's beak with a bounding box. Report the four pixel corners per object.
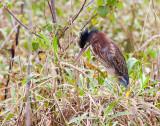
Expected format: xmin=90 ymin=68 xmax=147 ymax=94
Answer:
xmin=75 ymin=43 xmax=90 ymax=63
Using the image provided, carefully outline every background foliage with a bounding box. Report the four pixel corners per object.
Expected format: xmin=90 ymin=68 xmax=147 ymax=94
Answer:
xmin=0 ymin=0 xmax=160 ymax=125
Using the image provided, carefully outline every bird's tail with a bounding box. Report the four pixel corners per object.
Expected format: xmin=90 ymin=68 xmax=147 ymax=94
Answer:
xmin=119 ymin=75 xmax=129 ymax=87
xmin=79 ymin=28 xmax=98 ymax=48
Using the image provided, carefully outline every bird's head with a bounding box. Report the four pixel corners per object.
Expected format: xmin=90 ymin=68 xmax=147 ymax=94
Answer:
xmin=79 ymin=28 xmax=98 ymax=48
xmin=79 ymin=28 xmax=89 ymax=48
xmin=75 ymin=28 xmax=98 ymax=62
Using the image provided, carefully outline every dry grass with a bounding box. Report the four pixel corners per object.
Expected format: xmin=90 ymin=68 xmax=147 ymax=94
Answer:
xmin=0 ymin=0 xmax=160 ymax=126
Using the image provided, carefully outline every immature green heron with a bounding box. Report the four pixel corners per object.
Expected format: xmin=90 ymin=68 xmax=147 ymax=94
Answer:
xmin=77 ymin=28 xmax=129 ymax=87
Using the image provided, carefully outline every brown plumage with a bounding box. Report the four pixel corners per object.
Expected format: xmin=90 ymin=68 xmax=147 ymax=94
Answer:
xmin=78 ymin=28 xmax=129 ymax=87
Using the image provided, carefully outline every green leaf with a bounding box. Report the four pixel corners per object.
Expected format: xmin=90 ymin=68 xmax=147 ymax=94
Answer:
xmin=106 ymin=0 xmax=117 ymax=6
xmin=6 ymin=113 xmax=14 ymax=121
xmin=97 ymin=6 xmax=108 ymax=17
xmin=140 ymin=73 xmax=150 ymax=89
xmin=56 ymin=8 xmax=63 ymax=16
xmin=56 ymin=90 xmax=62 ymax=98
xmin=116 ymin=1 xmax=124 ymax=9
xmin=33 ymin=33 xmax=51 ymax=50
xmin=147 ymin=48 xmax=157 ymax=58
xmin=52 ymin=36 xmax=58 ymax=62
xmin=107 ymin=111 xmax=131 ymax=121
xmin=22 ymin=78 xmax=27 ymax=85
xmin=43 ymin=23 xmax=52 ymax=32
xmin=35 ymin=94 xmax=44 ymax=101
xmin=108 ymin=13 xmax=115 ymax=22
xmin=0 ymin=3 xmax=3 ymax=8
xmin=41 ymin=34 xmax=50 ymax=49
xmin=84 ymin=49 xmax=92 ymax=61
xmin=127 ymin=57 xmax=138 ymax=72
xmin=97 ymin=0 xmax=104 ymax=6
xmin=79 ymin=88 xmax=85 ymax=96
xmin=98 ymin=75 xmax=105 ymax=85
xmin=104 ymin=100 xmax=118 ymax=116
xmin=53 ymin=36 xmax=58 ymax=54
xmin=6 ymin=2 xmax=13 ymax=9
xmin=45 ymin=83 xmax=52 ymax=90
xmin=23 ymin=41 xmax=29 ymax=50
xmin=32 ymin=41 xmax=39 ymax=51
xmin=68 ymin=113 xmax=88 ymax=125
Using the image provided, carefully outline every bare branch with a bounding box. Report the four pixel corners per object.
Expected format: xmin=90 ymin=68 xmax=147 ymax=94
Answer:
xmin=47 ymin=0 xmax=57 ymax=23
xmin=60 ymin=61 xmax=87 ymax=76
xmin=137 ymin=33 xmax=160 ymax=51
xmin=0 ymin=24 xmax=18 ymax=50
xmin=53 ymin=95 xmax=67 ymax=125
xmin=85 ymin=0 xmax=94 ymax=7
xmin=59 ymin=0 xmax=87 ymax=38
xmin=81 ymin=14 xmax=97 ymax=31
xmin=16 ymin=3 xmax=24 ymax=45
xmin=24 ymin=1 xmax=33 ymax=126
xmin=71 ymin=0 xmax=87 ymax=24
xmin=4 ymin=6 xmax=42 ymax=38
xmin=25 ymin=71 xmax=31 ymax=126
xmin=4 ymin=3 xmax=24 ymax=100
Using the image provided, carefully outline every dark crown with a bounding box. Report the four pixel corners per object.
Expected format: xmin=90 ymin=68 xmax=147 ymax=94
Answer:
xmin=79 ymin=28 xmax=98 ymax=48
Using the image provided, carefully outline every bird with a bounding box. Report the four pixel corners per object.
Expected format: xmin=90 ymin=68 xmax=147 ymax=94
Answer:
xmin=76 ymin=28 xmax=129 ymax=87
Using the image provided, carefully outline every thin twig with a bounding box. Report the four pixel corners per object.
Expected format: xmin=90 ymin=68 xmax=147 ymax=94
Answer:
xmin=4 ymin=3 xmax=24 ymax=99
xmin=55 ymin=0 xmax=87 ymax=49
xmin=85 ymin=0 xmax=94 ymax=7
xmin=16 ymin=3 xmax=24 ymax=45
xmin=4 ymin=6 xmax=28 ymax=30
xmin=16 ymin=103 xmax=25 ymax=126
xmin=53 ymin=95 xmax=68 ymax=125
xmin=71 ymin=0 xmax=87 ymax=24
xmin=25 ymin=74 xmax=31 ymax=126
xmin=0 ymin=24 xmax=18 ymax=50
xmin=4 ymin=6 xmax=42 ymax=38
xmin=81 ymin=14 xmax=97 ymax=31
xmin=16 ymin=25 xmax=21 ymax=45
xmin=47 ymin=0 xmax=61 ymax=49
xmin=25 ymin=1 xmax=33 ymax=126
xmin=5 ymin=68 xmax=11 ymax=99
xmin=60 ymin=61 xmax=87 ymax=76
xmin=4 ymin=32 xmax=16 ymax=99
xmin=47 ymin=0 xmax=57 ymax=23
xmin=15 ymin=4 xmax=25 ymax=125
xmin=59 ymin=0 xmax=87 ymax=38
xmin=139 ymin=0 xmax=152 ymax=44
xmin=137 ymin=33 xmax=160 ymax=51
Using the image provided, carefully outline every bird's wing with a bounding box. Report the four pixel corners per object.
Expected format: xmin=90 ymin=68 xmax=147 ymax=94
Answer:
xmin=109 ymin=45 xmax=128 ymax=76
xmin=99 ymin=43 xmax=128 ymax=76
xmin=109 ymin=50 xmax=127 ymax=75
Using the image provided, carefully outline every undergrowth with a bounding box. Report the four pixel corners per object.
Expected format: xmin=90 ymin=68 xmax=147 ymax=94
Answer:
xmin=0 ymin=0 xmax=160 ymax=126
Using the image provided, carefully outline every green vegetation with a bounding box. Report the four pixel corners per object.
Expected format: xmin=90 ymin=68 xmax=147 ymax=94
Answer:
xmin=0 ymin=0 xmax=160 ymax=125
